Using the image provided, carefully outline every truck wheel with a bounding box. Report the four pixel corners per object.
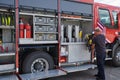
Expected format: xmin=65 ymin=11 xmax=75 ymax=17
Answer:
xmin=113 ymin=47 xmax=120 ymax=67
xmin=22 ymin=51 xmax=54 ymax=73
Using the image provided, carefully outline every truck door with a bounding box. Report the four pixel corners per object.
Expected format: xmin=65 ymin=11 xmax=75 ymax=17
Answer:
xmin=95 ymin=3 xmax=119 ymax=43
xmin=100 ymin=9 xmax=119 ymax=43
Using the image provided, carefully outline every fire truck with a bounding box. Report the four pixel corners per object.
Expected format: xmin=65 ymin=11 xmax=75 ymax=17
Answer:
xmin=0 ymin=0 xmax=119 ymax=79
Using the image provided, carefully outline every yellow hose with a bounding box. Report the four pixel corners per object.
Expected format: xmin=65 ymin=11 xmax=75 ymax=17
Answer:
xmin=5 ymin=17 xmax=7 ymax=26
xmin=7 ymin=16 xmax=11 ymax=26
xmin=2 ymin=16 xmax=5 ymax=25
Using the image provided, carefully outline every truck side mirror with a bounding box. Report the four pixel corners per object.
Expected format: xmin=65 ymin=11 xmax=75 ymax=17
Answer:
xmin=117 ymin=12 xmax=120 ymax=28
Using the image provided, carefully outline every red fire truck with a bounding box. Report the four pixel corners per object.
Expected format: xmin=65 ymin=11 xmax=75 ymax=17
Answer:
xmin=0 ymin=0 xmax=119 ymax=79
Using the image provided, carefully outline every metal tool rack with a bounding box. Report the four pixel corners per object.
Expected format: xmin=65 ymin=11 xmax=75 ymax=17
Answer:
xmin=19 ymin=12 xmax=58 ymax=45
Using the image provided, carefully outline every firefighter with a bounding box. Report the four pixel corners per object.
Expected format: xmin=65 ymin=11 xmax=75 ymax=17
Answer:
xmin=91 ymin=27 xmax=106 ymax=80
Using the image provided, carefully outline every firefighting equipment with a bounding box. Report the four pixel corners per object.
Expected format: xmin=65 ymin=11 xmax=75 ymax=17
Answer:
xmin=79 ymin=30 xmax=82 ymax=39
xmin=1 ymin=13 xmax=13 ymax=26
xmin=5 ymin=15 xmax=7 ymax=25
xmin=1 ymin=14 xmax=5 ymax=25
xmin=19 ymin=19 xmax=24 ymax=38
xmin=7 ymin=15 xmax=11 ymax=26
xmin=85 ymin=34 xmax=94 ymax=51
xmin=25 ymin=23 xmax=31 ymax=38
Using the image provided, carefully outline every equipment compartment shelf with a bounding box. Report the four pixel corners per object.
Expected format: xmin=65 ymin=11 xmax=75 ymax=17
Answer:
xmin=61 ymin=42 xmax=86 ymax=45
xmin=0 ymin=52 xmax=15 ymax=57
xmin=20 ymin=12 xmax=56 ymax=18
xmin=19 ymin=38 xmax=58 ymax=44
xmin=0 ymin=64 xmax=15 ymax=72
xmin=35 ymin=32 xmax=58 ymax=34
xmin=61 ymin=16 xmax=92 ymax=21
xmin=35 ymin=23 xmax=55 ymax=26
xmin=0 ymin=26 xmax=15 ymax=29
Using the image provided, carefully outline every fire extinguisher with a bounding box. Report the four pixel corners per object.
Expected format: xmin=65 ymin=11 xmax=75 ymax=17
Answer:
xmin=19 ymin=18 xmax=24 ymax=38
xmin=25 ymin=23 xmax=31 ymax=38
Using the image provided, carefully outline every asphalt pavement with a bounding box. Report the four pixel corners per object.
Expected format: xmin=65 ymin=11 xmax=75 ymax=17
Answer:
xmin=48 ymin=61 xmax=120 ymax=80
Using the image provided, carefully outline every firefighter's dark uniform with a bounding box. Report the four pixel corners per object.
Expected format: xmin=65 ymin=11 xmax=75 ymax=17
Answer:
xmin=92 ymin=34 xmax=106 ymax=80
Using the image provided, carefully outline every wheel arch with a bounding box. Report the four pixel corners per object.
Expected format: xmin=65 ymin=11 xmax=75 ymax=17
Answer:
xmin=112 ymin=36 xmax=120 ymax=56
xmin=20 ymin=50 xmax=55 ymax=73
xmin=112 ymin=38 xmax=120 ymax=66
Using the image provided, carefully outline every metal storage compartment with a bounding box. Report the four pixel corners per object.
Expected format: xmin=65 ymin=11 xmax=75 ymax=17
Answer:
xmin=35 ymin=17 xmax=47 ymax=24
xmin=0 ymin=43 xmax=15 ymax=52
xmin=68 ymin=43 xmax=91 ymax=62
xmin=47 ymin=26 xmax=56 ymax=32
xmin=44 ymin=34 xmax=56 ymax=41
xmin=46 ymin=17 xmax=55 ymax=24
xmin=33 ymin=14 xmax=58 ymax=42
xmin=35 ymin=25 xmax=47 ymax=32
xmin=35 ymin=33 xmax=45 ymax=41
xmin=35 ymin=33 xmax=56 ymax=41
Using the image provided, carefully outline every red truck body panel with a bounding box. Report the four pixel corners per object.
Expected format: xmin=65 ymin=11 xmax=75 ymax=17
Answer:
xmin=75 ymin=0 xmax=93 ymax=4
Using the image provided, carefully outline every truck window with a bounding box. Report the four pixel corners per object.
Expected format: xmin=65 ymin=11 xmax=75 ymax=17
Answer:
xmin=112 ymin=11 xmax=118 ymax=29
xmin=98 ymin=9 xmax=112 ymax=28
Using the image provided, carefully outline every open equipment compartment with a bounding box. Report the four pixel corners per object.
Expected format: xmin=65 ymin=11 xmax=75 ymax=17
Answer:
xmin=60 ymin=14 xmax=93 ymax=64
xmin=60 ymin=0 xmax=93 ymax=64
xmin=19 ymin=10 xmax=58 ymax=44
xmin=0 ymin=9 xmax=15 ymax=72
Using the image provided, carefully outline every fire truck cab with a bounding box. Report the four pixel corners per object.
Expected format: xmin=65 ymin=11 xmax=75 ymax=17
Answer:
xmin=94 ymin=2 xmax=120 ymax=66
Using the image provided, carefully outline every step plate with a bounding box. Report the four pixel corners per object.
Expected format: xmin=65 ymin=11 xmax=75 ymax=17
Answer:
xmin=20 ymin=69 xmax=66 ymax=80
xmin=0 ymin=75 xmax=18 ymax=80
xmin=62 ymin=64 xmax=96 ymax=73
xmin=0 ymin=52 xmax=15 ymax=57
xmin=0 ymin=64 xmax=15 ymax=71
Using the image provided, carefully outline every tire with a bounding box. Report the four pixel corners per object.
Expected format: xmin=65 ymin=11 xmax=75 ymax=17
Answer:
xmin=113 ymin=46 xmax=120 ymax=67
xmin=22 ymin=51 xmax=54 ymax=73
